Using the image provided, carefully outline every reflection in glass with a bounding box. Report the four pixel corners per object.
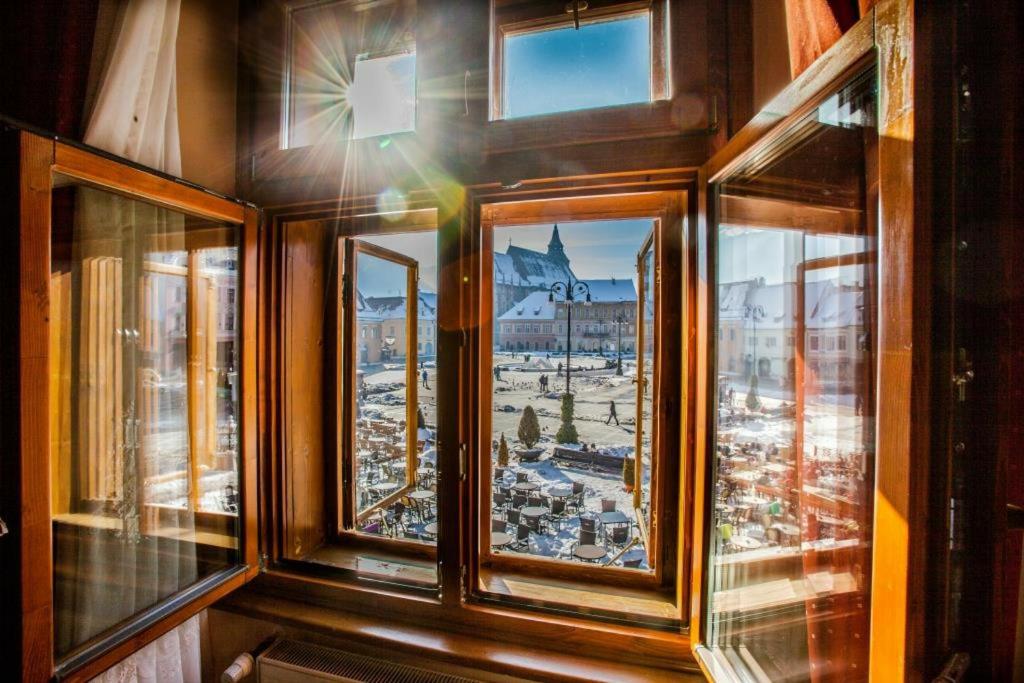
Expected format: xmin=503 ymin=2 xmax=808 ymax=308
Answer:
xmin=706 ymin=70 xmax=877 ymax=680
xmin=351 ymin=231 xmax=438 ymax=544
xmin=636 ymin=241 xmax=655 ymax=538
xmin=488 ymin=220 xmax=654 ymax=569
xmin=503 ymin=13 xmax=651 ymax=119
xmin=50 ymin=176 xmax=239 ymax=656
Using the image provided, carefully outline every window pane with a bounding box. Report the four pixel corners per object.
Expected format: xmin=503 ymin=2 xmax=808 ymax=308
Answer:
xmin=50 ymin=176 xmax=240 ymax=656
xmin=503 ymin=14 xmax=651 ymax=119
xmin=353 ymin=231 xmax=438 ymax=545
xmin=489 ymin=220 xmax=654 ymax=569
xmin=707 ymin=70 xmax=877 ymax=680
xmin=287 ymin=0 xmax=416 ymax=147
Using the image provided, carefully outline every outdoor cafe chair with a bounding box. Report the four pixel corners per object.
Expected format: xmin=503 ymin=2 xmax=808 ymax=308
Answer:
xmin=601 ymin=498 xmax=617 ymax=513
xmin=506 ymin=509 xmax=521 ymax=526
xmin=511 ymin=494 xmax=527 ymax=509
xmin=491 ymin=517 xmax=507 ymax=533
xmin=515 ymin=523 xmax=530 ymax=550
xmin=516 ymin=471 xmax=530 ymax=483
xmin=493 ymin=492 xmax=507 ymax=512
xmin=527 ymin=495 xmax=543 ymax=508
xmin=605 ymin=524 xmax=629 ymax=547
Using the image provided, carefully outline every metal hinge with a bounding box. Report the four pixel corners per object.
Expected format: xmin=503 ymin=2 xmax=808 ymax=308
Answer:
xmin=458 ymin=443 xmax=468 ymax=481
xmin=952 ymin=347 xmax=974 ymax=402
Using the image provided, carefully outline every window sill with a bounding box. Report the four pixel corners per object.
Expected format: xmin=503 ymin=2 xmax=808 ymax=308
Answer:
xmin=298 ymin=541 xmax=438 ymax=589
xmin=478 ymin=567 xmax=679 ymax=628
xmin=215 ymin=583 xmax=702 ymax=682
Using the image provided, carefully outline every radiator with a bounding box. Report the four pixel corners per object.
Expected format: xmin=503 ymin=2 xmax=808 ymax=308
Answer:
xmin=256 ymin=639 xmax=485 ymax=683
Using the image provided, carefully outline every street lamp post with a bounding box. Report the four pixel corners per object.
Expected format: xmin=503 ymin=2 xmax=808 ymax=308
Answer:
xmin=613 ymin=313 xmax=626 ymax=376
xmin=744 ymin=303 xmax=765 ymax=378
xmin=549 ymin=278 xmax=592 ymax=395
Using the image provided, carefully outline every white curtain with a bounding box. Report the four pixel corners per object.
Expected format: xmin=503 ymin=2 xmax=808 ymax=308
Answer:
xmin=68 ymin=2 xmax=203 ymax=681
xmin=89 ymin=613 xmax=203 ymax=683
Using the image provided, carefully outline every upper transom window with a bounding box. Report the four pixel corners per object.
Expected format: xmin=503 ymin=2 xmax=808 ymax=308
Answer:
xmin=285 ymin=0 xmax=416 ymax=148
xmin=493 ymin=2 xmax=667 ymax=121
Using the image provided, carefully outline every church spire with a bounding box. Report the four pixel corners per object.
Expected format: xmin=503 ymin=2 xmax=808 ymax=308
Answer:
xmin=547 ymin=224 xmax=568 ymax=265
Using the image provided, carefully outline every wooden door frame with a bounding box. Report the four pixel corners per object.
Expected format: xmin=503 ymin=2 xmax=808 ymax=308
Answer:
xmin=691 ymin=1 xmax=926 ymax=679
xmin=15 ymin=130 xmax=259 ymax=683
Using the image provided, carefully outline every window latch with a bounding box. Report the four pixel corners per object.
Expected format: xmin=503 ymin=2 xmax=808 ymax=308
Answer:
xmin=565 ymin=1 xmax=587 ymax=30
xmin=459 ymin=443 xmax=468 ymax=481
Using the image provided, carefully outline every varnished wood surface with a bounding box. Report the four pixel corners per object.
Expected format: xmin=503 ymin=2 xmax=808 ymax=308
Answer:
xmin=19 ymin=129 xmax=56 ymax=683
xmin=868 ymin=1 xmax=919 ymax=679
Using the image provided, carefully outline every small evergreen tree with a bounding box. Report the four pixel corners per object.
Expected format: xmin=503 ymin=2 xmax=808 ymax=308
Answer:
xmin=518 ymin=405 xmax=541 ymax=448
xmin=417 ymin=406 xmax=426 ymax=430
xmin=555 ymin=393 xmax=579 ymax=444
xmin=745 ymin=373 xmax=761 ymax=411
xmin=498 ymin=433 xmax=509 ymax=467
xmin=622 ymin=456 xmax=636 ymax=489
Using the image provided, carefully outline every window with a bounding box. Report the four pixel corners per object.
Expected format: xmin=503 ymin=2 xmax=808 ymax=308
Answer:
xmin=478 ymin=192 xmax=685 ymax=624
xmin=49 ymin=174 xmax=243 ymax=656
xmin=278 ymin=209 xmax=439 ymax=588
xmin=706 ymin=69 xmax=878 ymax=678
xmin=285 ymin=0 xmax=416 ymax=147
xmin=493 ymin=4 xmax=666 ymax=120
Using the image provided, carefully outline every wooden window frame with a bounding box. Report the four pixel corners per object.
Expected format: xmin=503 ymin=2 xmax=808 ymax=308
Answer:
xmin=273 ymin=202 xmax=442 ymax=575
xmin=471 ymin=190 xmax=689 ymax=620
xmin=689 ymin=1 xmax=923 ymax=679
xmin=280 ymin=0 xmax=418 ymax=151
xmin=13 ymin=131 xmax=259 ymax=683
xmin=490 ymin=0 xmax=668 ymax=122
xmin=338 ymin=235 xmax=428 ymax=547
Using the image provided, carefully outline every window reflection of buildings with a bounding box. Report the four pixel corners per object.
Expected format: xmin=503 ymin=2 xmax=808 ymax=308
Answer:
xmin=718 ymin=278 xmax=866 ymax=392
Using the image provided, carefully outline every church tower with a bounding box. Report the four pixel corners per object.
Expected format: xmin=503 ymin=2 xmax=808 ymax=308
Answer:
xmin=546 ymin=224 xmax=569 ymax=267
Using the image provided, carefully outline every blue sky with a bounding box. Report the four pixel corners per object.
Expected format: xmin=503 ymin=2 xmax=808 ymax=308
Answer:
xmin=498 ymin=219 xmax=653 ymax=284
xmin=504 ymin=14 xmax=651 ymax=119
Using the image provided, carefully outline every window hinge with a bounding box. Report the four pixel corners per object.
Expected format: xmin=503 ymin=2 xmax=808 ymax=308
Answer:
xmin=459 ymin=443 xmax=468 ymax=481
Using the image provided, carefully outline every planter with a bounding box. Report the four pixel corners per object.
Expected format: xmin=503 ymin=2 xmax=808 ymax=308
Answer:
xmin=516 ymin=448 xmax=544 ymax=462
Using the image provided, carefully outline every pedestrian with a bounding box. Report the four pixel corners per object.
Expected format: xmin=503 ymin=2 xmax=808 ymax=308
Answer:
xmin=422 ymin=369 xmax=430 ymax=389
xmin=606 ymin=400 xmax=619 ymax=426
xmin=557 ymin=361 xmax=563 ymax=377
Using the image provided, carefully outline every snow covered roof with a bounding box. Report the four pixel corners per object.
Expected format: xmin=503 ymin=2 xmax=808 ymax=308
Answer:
xmin=368 ymin=291 xmax=439 ymax=321
xmin=718 ymin=279 xmax=866 ymax=328
xmin=497 ymin=290 xmax=558 ymax=321
xmin=584 ymin=278 xmax=637 ymax=303
xmin=505 ymin=244 xmax=574 ymax=288
xmin=356 ymin=290 xmax=384 ymax=321
xmin=493 ymin=252 xmax=523 ymax=286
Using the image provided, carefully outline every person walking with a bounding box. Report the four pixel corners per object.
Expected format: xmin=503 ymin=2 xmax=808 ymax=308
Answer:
xmin=606 ymin=400 xmax=619 ymax=426
xmin=422 ymin=369 xmax=430 ymax=389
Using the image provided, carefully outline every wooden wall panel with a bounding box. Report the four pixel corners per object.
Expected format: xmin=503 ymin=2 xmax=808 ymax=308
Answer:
xmin=281 ymin=220 xmax=328 ymax=558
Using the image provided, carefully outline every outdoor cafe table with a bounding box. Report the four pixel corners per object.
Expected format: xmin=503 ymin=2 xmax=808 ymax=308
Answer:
xmin=369 ymin=482 xmax=400 ymax=494
xmin=520 ymin=506 xmax=548 ymax=520
xmin=491 ymin=532 xmax=513 ymax=548
xmin=573 ymin=545 xmax=607 ymax=561
xmin=409 ymin=490 xmax=435 ymax=502
xmin=512 ymin=481 xmax=540 ymax=493
xmin=547 ymin=487 xmax=572 ymax=499
xmin=600 ymin=510 xmax=630 ymax=526
xmin=730 ymin=535 xmax=763 ymax=550
xmin=772 ymin=523 xmax=800 ymax=537
xmin=423 ymin=522 xmax=439 ymax=537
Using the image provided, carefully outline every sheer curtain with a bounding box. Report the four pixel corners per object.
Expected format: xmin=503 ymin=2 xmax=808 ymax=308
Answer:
xmin=60 ymin=1 xmax=205 ymax=681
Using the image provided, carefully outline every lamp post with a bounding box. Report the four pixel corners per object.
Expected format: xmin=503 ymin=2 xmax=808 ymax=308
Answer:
xmin=744 ymin=303 xmax=766 ymax=378
xmin=549 ymin=278 xmax=591 ymax=395
xmin=613 ymin=313 xmax=626 ymax=376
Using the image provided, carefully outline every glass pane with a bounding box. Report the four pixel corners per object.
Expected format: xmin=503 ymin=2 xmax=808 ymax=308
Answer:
xmin=489 ymin=220 xmax=654 ymax=569
xmin=50 ymin=175 xmax=240 ymax=657
xmin=636 ymin=243 xmax=655 ymax=539
xmin=706 ymin=69 xmax=877 ymax=680
xmin=503 ymin=14 xmax=651 ymax=119
xmin=353 ymin=231 xmax=438 ymax=545
xmin=287 ymin=0 xmax=416 ymax=147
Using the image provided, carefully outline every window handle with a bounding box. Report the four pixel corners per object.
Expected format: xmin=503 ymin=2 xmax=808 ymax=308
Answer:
xmin=0 ymin=517 xmax=8 ymax=537
xmin=565 ymin=1 xmax=588 ymax=30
